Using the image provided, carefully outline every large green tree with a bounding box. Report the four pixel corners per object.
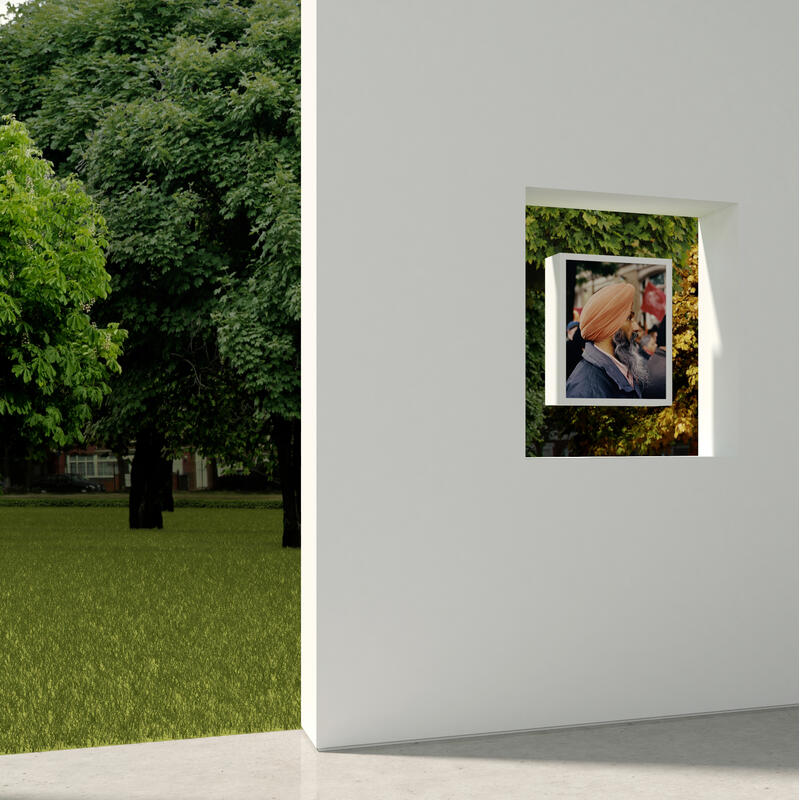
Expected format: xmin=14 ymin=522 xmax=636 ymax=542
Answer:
xmin=0 ymin=0 xmax=300 ymax=542
xmin=0 ymin=116 xmax=125 ymax=483
xmin=214 ymin=163 xmax=300 ymax=545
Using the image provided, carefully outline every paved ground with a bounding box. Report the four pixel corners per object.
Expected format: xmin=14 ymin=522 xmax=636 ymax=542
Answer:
xmin=0 ymin=707 xmax=795 ymax=799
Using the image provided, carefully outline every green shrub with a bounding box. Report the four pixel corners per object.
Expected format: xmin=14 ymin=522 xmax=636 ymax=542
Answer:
xmin=0 ymin=496 xmax=282 ymax=509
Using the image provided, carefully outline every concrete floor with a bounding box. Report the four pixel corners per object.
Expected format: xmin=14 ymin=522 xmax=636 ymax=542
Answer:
xmin=0 ymin=707 xmax=795 ymax=799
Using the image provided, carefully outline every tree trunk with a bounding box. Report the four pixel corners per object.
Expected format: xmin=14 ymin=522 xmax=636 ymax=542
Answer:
xmin=129 ymin=427 xmax=171 ymax=529
xmin=209 ymin=457 xmax=218 ymax=490
xmin=292 ymin=417 xmax=300 ymax=525
xmin=161 ymin=456 xmax=174 ymax=512
xmin=2 ymin=444 xmax=10 ymax=491
xmin=275 ymin=416 xmax=300 ymax=548
xmin=24 ymin=456 xmax=32 ymax=493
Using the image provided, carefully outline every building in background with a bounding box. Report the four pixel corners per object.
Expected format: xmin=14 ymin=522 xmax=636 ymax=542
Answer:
xmin=4 ymin=446 xmax=273 ymax=493
xmin=49 ymin=447 xmax=216 ymax=492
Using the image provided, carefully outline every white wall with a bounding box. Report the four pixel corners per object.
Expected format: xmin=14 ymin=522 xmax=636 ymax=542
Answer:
xmin=303 ymin=0 xmax=798 ymax=749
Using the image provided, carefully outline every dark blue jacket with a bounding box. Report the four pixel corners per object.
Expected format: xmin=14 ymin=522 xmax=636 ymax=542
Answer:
xmin=642 ymin=348 xmax=666 ymax=399
xmin=566 ymin=342 xmax=642 ymax=399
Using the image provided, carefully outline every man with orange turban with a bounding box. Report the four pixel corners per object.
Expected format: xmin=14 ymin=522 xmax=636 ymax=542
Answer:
xmin=566 ymin=282 xmax=648 ymax=399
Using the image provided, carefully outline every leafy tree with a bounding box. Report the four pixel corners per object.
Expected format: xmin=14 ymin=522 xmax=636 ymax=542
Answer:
xmin=214 ymin=163 xmax=300 ymax=545
xmin=525 ymin=206 xmax=698 ymax=456
xmin=0 ymin=0 xmax=301 ymax=541
xmin=0 ymin=116 xmax=125 ymax=482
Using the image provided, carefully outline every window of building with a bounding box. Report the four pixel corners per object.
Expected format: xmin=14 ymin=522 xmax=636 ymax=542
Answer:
xmin=66 ymin=453 xmax=117 ymax=479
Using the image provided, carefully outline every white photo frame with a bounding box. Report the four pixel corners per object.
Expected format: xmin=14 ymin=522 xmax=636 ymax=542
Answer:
xmin=544 ymin=252 xmax=673 ymax=407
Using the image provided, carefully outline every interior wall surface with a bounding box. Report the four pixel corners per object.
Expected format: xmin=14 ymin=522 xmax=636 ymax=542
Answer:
xmin=304 ymin=0 xmax=798 ymax=749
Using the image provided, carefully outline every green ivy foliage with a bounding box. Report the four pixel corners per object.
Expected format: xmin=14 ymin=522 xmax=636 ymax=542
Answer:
xmin=525 ymin=206 xmax=698 ymax=456
xmin=0 ymin=116 xmax=126 ymax=452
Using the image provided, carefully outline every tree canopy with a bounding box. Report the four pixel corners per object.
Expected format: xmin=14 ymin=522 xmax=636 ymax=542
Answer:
xmin=0 ymin=116 xmax=125 ymax=455
xmin=0 ymin=0 xmax=301 ymax=539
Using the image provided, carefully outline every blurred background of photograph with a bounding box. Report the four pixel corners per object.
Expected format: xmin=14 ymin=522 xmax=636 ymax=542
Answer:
xmin=568 ymin=261 xmax=666 ymax=332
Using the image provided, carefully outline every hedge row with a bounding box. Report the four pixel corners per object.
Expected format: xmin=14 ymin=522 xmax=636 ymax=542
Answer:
xmin=0 ymin=496 xmax=282 ymax=509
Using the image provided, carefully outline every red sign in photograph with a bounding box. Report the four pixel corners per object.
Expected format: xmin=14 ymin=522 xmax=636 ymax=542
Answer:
xmin=641 ymin=281 xmax=667 ymax=322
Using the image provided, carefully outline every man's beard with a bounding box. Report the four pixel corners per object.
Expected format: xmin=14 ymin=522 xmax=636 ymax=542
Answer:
xmin=612 ymin=330 xmax=649 ymax=387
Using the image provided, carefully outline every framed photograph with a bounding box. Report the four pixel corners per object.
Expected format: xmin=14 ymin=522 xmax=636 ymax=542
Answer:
xmin=544 ymin=253 xmax=672 ymax=406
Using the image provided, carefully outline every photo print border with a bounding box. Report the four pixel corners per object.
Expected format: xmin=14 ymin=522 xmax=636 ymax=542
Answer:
xmin=545 ymin=253 xmax=673 ymax=407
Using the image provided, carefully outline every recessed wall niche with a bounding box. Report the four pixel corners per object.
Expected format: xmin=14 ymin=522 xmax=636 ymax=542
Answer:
xmin=525 ymin=204 xmax=698 ymax=457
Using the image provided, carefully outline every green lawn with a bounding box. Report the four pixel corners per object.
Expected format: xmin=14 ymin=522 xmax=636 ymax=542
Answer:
xmin=0 ymin=507 xmax=299 ymax=755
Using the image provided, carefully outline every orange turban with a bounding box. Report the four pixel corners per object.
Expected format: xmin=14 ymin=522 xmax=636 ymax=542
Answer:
xmin=579 ymin=282 xmax=635 ymax=342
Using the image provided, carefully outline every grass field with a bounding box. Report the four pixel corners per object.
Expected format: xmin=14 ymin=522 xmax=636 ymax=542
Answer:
xmin=0 ymin=507 xmax=299 ymax=755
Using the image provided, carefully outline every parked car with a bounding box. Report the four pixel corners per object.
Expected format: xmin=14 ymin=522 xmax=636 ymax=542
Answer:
xmin=31 ymin=474 xmax=105 ymax=493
